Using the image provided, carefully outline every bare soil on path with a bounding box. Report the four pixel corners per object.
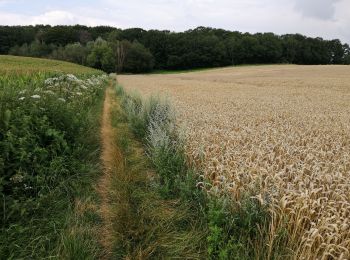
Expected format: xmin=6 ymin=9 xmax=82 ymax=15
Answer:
xmin=98 ymin=85 xmax=122 ymax=258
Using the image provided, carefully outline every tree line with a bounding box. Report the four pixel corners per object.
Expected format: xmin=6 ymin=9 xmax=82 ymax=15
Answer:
xmin=1 ymin=25 xmax=349 ymax=73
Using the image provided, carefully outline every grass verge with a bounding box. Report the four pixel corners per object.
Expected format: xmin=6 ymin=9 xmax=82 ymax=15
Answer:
xmin=106 ymin=84 xmax=207 ymax=259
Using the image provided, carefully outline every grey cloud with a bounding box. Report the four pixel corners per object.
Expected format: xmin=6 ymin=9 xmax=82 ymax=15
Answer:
xmin=294 ymin=0 xmax=340 ymax=20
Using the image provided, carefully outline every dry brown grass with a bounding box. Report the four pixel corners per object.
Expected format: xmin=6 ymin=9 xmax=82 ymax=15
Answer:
xmin=98 ymin=85 xmax=123 ymax=258
xmin=118 ymin=65 xmax=350 ymax=259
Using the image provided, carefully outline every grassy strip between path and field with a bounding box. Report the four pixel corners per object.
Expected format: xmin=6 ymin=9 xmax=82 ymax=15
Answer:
xmin=111 ymin=80 xmax=290 ymax=259
xmin=105 ymin=83 xmax=206 ymax=259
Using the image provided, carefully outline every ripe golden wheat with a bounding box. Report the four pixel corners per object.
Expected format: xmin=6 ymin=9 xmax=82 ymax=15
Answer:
xmin=119 ymin=65 xmax=350 ymax=259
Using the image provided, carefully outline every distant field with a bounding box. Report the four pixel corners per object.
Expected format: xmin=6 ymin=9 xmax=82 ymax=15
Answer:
xmin=0 ymin=55 xmax=101 ymax=75
xmin=119 ymin=65 xmax=350 ymax=259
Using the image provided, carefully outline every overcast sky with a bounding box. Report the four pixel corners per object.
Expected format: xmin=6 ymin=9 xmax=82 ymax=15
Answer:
xmin=0 ymin=0 xmax=349 ymax=44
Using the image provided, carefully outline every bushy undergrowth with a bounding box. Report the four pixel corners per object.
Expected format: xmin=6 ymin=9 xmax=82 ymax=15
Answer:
xmin=0 ymin=72 xmax=107 ymax=258
xmin=116 ymin=84 xmax=280 ymax=259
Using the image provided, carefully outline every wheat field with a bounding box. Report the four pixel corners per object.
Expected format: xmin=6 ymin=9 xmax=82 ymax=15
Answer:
xmin=118 ymin=65 xmax=350 ymax=259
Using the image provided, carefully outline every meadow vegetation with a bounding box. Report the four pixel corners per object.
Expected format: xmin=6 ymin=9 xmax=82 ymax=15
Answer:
xmin=0 ymin=55 xmax=102 ymax=75
xmin=0 ymin=56 xmax=107 ymax=258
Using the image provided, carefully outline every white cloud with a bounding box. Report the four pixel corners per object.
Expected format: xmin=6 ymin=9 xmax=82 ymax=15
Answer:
xmin=0 ymin=9 xmax=119 ymax=27
xmin=0 ymin=11 xmax=28 ymax=25
xmin=30 ymin=11 xmax=76 ymax=25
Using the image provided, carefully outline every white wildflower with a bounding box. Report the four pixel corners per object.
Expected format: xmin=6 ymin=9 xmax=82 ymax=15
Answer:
xmin=67 ymin=74 xmax=78 ymax=81
xmin=24 ymin=184 xmax=33 ymax=190
xmin=19 ymin=97 xmax=25 ymax=101
xmin=58 ymin=98 xmax=66 ymax=102
xmin=45 ymin=77 xmax=58 ymax=85
xmin=44 ymin=90 xmax=55 ymax=95
xmin=45 ymin=78 xmax=52 ymax=85
xmin=31 ymin=95 xmax=41 ymax=99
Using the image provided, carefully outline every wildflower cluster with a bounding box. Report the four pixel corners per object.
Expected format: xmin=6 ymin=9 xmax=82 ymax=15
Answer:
xmin=1 ymin=72 xmax=107 ymax=228
xmin=17 ymin=74 xmax=108 ymax=103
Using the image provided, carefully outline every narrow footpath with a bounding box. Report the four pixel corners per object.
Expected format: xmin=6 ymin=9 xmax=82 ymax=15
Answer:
xmin=98 ymin=83 xmax=122 ymax=258
xmin=97 ymin=80 xmax=206 ymax=259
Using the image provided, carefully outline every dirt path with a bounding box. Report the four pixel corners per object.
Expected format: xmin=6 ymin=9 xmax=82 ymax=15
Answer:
xmin=96 ymin=80 xmax=206 ymax=259
xmin=98 ymin=83 xmax=122 ymax=258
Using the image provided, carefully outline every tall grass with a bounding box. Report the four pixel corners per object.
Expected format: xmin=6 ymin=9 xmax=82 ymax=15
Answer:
xmin=107 ymin=86 xmax=206 ymax=258
xmin=0 ymin=71 xmax=107 ymax=258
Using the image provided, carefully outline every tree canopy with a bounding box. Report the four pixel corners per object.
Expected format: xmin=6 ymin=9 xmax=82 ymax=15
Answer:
xmin=2 ymin=25 xmax=349 ymax=73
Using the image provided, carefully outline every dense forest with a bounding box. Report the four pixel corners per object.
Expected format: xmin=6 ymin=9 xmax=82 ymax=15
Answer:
xmin=1 ymin=25 xmax=349 ymax=73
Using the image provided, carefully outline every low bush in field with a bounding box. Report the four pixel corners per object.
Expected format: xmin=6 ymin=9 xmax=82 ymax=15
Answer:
xmin=0 ymin=72 xmax=107 ymax=257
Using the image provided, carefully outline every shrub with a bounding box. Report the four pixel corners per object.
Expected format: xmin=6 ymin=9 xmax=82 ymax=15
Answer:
xmin=87 ymin=37 xmax=116 ymax=73
xmin=123 ymin=41 xmax=154 ymax=73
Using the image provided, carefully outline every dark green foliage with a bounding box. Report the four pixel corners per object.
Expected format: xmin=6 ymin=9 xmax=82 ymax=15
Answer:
xmin=0 ymin=26 xmax=37 ymax=54
xmin=9 ymin=40 xmax=56 ymax=58
xmin=2 ymin=25 xmax=350 ymax=74
xmin=121 ymin=92 xmax=148 ymax=138
xmin=40 ymin=26 xmax=79 ymax=45
xmin=328 ymin=39 xmax=347 ymax=64
xmin=87 ymin=37 xmax=116 ymax=73
xmin=207 ymin=196 xmax=270 ymax=260
xmin=120 ymin=28 xmax=146 ymax=42
xmin=123 ymin=41 xmax=154 ymax=73
xmin=54 ymin=42 xmax=88 ymax=65
xmin=149 ymin=141 xmax=187 ymax=197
